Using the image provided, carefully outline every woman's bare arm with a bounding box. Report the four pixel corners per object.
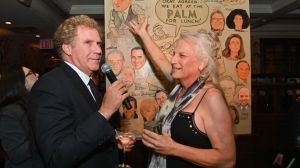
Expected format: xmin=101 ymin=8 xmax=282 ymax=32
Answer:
xmin=130 ymin=17 xmax=173 ymax=82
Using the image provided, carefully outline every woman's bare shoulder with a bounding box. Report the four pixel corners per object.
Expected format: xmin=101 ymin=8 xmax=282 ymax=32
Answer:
xmin=203 ymin=83 xmax=223 ymax=96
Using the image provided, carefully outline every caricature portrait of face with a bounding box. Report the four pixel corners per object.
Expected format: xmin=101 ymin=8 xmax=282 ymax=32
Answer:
xmin=230 ymin=36 xmax=241 ymax=52
xmin=121 ymin=66 xmax=135 ymax=88
xmin=222 ymin=34 xmax=245 ymax=60
xmin=226 ymin=8 xmax=250 ymax=32
xmin=210 ymin=10 xmax=225 ymax=35
xmin=238 ymin=87 xmax=250 ymax=107
xmin=112 ymin=0 xmax=132 ymax=12
xmin=107 ymin=50 xmax=125 ymax=76
xmin=236 ymin=60 xmax=250 ymax=84
xmin=131 ymin=47 xmax=146 ymax=70
xmin=233 ymin=14 xmax=243 ymax=31
xmin=219 ymin=76 xmax=236 ymax=105
xmin=140 ymin=98 xmax=158 ymax=122
xmin=123 ymin=96 xmax=138 ymax=119
xmin=155 ymin=90 xmax=168 ymax=108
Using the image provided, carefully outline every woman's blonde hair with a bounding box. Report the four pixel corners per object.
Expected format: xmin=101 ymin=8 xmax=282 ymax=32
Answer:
xmin=179 ymin=30 xmax=219 ymax=85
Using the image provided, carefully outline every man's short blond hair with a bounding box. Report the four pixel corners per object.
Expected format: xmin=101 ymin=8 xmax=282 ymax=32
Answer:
xmin=54 ymin=15 xmax=101 ymax=57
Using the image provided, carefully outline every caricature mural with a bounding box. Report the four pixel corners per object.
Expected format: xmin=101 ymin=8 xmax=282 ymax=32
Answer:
xmin=105 ymin=0 xmax=251 ymax=135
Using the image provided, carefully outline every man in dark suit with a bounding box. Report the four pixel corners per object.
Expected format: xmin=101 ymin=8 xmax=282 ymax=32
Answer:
xmin=29 ymin=15 xmax=131 ymax=168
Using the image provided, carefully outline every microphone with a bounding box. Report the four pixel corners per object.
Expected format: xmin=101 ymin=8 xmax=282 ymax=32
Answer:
xmin=101 ymin=63 xmax=132 ymax=109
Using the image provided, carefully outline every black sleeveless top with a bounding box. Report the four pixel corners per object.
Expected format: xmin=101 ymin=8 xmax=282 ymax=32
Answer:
xmin=167 ymin=89 xmax=212 ymax=168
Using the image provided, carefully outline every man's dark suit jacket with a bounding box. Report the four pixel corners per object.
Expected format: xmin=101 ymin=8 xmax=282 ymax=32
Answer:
xmin=29 ymin=62 xmax=118 ymax=168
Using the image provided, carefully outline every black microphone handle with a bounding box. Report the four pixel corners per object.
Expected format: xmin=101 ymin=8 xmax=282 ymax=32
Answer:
xmin=105 ymin=70 xmax=132 ymax=110
xmin=122 ymin=97 xmax=132 ymax=110
xmin=105 ymin=70 xmax=118 ymax=83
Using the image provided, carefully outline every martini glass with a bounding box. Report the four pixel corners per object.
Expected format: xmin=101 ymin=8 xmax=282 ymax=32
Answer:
xmin=116 ymin=129 xmax=135 ymax=168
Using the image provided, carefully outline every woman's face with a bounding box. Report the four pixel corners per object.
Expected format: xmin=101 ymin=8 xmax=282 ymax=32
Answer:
xmin=171 ymin=39 xmax=201 ymax=83
xmin=22 ymin=66 xmax=39 ymax=91
xmin=233 ymin=15 xmax=243 ymax=30
xmin=229 ymin=37 xmax=241 ymax=53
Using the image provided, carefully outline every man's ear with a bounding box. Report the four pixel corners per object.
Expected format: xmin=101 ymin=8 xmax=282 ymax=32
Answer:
xmin=62 ymin=43 xmax=71 ymax=56
xmin=198 ymin=57 xmax=208 ymax=72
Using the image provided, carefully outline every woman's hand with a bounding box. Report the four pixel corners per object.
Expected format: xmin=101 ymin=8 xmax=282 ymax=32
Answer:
xmin=129 ymin=16 xmax=149 ymax=37
xmin=142 ymin=129 xmax=176 ymax=156
xmin=117 ymin=137 xmax=136 ymax=152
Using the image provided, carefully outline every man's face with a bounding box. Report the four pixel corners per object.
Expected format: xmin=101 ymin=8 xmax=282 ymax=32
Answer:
xmin=107 ymin=53 xmax=124 ymax=76
xmin=211 ymin=12 xmax=224 ymax=31
xmin=236 ymin=62 xmax=250 ymax=81
xmin=155 ymin=92 xmax=168 ymax=107
xmin=112 ymin=0 xmax=132 ymax=12
xmin=22 ymin=66 xmax=39 ymax=91
xmin=64 ymin=26 xmax=102 ymax=76
xmin=238 ymin=88 xmax=250 ymax=106
xmin=131 ymin=49 xmax=146 ymax=70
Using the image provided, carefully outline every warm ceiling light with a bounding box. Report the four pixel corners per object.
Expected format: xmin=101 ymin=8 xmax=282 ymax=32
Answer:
xmin=35 ymin=34 xmax=40 ymax=38
xmin=5 ymin=21 xmax=12 ymax=25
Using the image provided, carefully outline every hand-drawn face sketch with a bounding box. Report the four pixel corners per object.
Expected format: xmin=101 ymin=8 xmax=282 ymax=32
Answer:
xmin=154 ymin=90 xmax=168 ymax=108
xmin=151 ymin=23 xmax=175 ymax=61
xmin=237 ymin=87 xmax=251 ymax=120
xmin=151 ymin=23 xmax=170 ymax=41
xmin=236 ymin=60 xmax=250 ymax=85
xmin=140 ymin=98 xmax=158 ymax=122
xmin=226 ymin=8 xmax=250 ymax=32
xmin=210 ymin=10 xmax=225 ymax=36
xmin=122 ymin=96 xmax=138 ymax=119
xmin=107 ymin=0 xmax=145 ymax=49
xmin=131 ymin=47 xmax=146 ymax=70
xmin=130 ymin=46 xmax=155 ymax=96
xmin=219 ymin=75 xmax=236 ymax=105
xmin=233 ymin=15 xmax=243 ymax=31
xmin=238 ymin=87 xmax=250 ymax=107
xmin=222 ymin=34 xmax=245 ymax=61
xmin=106 ymin=49 xmax=125 ymax=76
xmin=112 ymin=0 xmax=132 ymax=12
xmin=121 ymin=66 xmax=135 ymax=88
